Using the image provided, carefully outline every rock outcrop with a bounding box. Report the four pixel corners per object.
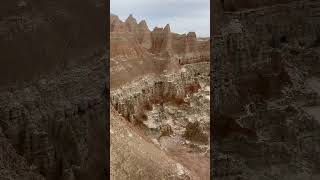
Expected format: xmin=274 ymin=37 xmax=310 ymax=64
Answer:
xmin=137 ymin=20 xmax=152 ymax=49
xmin=110 ymin=14 xmax=210 ymax=179
xmin=111 ymin=62 xmax=210 ymax=180
xmin=150 ymin=25 xmax=173 ymax=53
xmin=110 ymin=14 xmax=210 ymax=90
xmin=110 ymin=14 xmax=210 ymax=60
xmin=110 ymin=14 xmax=145 ymax=59
xmin=212 ymin=0 xmax=320 ymax=179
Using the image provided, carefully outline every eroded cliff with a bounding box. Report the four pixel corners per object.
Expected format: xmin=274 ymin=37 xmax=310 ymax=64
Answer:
xmin=110 ymin=14 xmax=210 ymax=179
xmin=110 ymin=14 xmax=210 ymax=89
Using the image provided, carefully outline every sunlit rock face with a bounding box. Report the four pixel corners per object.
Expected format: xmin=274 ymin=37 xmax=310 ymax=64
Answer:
xmin=110 ymin=14 xmax=210 ymax=61
xmin=150 ymin=24 xmax=173 ymax=53
xmin=212 ymin=0 xmax=320 ymax=179
xmin=110 ymin=14 xmax=210 ymax=179
xmin=110 ymin=14 xmax=144 ymax=59
xmin=137 ymin=20 xmax=152 ymax=49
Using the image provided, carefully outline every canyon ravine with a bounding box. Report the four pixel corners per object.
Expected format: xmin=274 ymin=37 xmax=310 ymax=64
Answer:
xmin=110 ymin=14 xmax=210 ymax=180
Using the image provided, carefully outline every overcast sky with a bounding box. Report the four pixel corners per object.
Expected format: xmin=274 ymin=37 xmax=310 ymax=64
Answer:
xmin=111 ymin=0 xmax=210 ymax=37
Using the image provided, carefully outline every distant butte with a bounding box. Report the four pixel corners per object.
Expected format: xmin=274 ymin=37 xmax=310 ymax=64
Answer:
xmin=110 ymin=14 xmax=209 ymax=59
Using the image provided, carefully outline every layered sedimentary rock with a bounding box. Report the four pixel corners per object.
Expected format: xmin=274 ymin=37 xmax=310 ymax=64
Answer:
xmin=110 ymin=14 xmax=210 ymax=179
xmin=0 ymin=1 xmax=108 ymax=179
xmin=212 ymin=0 xmax=320 ymax=179
xmin=110 ymin=14 xmax=210 ymax=89
xmin=150 ymin=24 xmax=173 ymax=53
xmin=137 ymin=20 xmax=152 ymax=49
xmin=110 ymin=14 xmax=145 ymax=59
xmin=110 ymin=14 xmax=209 ymax=60
xmin=111 ymin=62 xmax=210 ymax=180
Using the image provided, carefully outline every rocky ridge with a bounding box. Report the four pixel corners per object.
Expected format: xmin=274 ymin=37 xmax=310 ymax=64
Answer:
xmin=110 ymin=14 xmax=210 ymax=179
xmin=110 ymin=14 xmax=210 ymax=89
xmin=110 ymin=14 xmax=209 ymax=61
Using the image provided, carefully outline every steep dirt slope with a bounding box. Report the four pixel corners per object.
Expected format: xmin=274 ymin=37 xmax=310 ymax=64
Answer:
xmin=111 ymin=107 xmax=195 ymax=180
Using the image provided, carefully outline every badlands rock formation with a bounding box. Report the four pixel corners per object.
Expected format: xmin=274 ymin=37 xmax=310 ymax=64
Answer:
xmin=0 ymin=0 xmax=108 ymax=179
xmin=110 ymin=14 xmax=209 ymax=58
xmin=110 ymin=14 xmax=210 ymax=179
xmin=213 ymin=0 xmax=320 ymax=179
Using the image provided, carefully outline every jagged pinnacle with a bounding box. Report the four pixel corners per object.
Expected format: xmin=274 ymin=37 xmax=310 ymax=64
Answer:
xmin=139 ymin=20 xmax=149 ymax=31
xmin=127 ymin=14 xmax=136 ymax=21
xmin=164 ymin=24 xmax=171 ymax=32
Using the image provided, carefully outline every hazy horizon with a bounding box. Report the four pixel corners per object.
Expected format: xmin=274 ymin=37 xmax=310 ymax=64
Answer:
xmin=111 ymin=0 xmax=210 ymax=37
